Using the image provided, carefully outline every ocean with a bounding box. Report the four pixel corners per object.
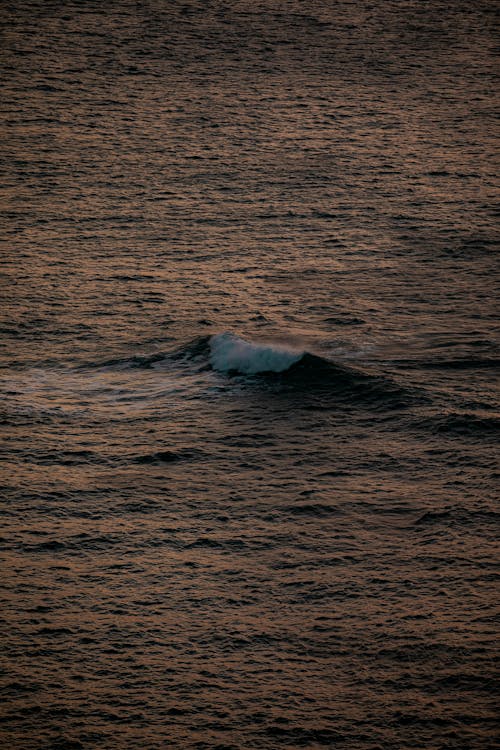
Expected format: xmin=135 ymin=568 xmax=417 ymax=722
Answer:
xmin=0 ymin=1 xmax=498 ymax=748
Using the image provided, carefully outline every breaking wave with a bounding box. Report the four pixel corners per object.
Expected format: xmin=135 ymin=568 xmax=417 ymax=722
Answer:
xmin=84 ymin=332 xmax=416 ymax=409
xmin=203 ymin=332 xmax=416 ymax=409
xmin=209 ymin=332 xmax=303 ymax=374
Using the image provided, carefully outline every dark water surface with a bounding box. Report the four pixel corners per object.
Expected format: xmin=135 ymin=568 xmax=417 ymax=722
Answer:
xmin=1 ymin=2 xmax=498 ymax=748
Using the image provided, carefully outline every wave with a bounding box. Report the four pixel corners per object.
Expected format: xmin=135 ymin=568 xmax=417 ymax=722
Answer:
xmin=392 ymin=357 xmax=500 ymax=371
xmin=133 ymin=448 xmax=204 ymax=464
xmin=414 ymin=506 xmax=499 ymax=527
xmin=206 ymin=332 xmax=414 ymax=408
xmin=84 ymin=336 xmax=212 ymax=370
xmin=415 ymin=412 xmax=499 ymax=439
xmin=85 ymin=332 xmax=415 ymax=409
xmin=87 ymin=351 xmax=170 ymax=369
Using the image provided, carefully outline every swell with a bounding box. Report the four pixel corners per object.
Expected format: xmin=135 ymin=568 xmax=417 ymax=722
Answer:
xmin=197 ymin=333 xmax=415 ymax=408
xmin=81 ymin=332 xmax=417 ymax=409
xmin=270 ymin=351 xmax=416 ymax=409
xmin=85 ymin=336 xmax=212 ymax=370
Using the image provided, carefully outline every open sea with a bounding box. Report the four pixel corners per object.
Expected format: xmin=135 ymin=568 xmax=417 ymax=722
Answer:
xmin=0 ymin=1 xmax=498 ymax=748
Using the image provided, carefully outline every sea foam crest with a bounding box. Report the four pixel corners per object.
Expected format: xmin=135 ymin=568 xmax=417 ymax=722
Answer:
xmin=209 ymin=333 xmax=302 ymax=375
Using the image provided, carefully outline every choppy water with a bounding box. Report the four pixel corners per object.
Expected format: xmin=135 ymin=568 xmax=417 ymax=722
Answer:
xmin=1 ymin=2 xmax=499 ymax=748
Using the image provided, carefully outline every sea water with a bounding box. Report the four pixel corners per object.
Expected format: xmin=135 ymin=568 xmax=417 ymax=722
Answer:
xmin=0 ymin=2 xmax=498 ymax=749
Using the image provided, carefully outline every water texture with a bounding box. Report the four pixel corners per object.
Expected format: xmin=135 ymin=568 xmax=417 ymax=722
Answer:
xmin=0 ymin=1 xmax=498 ymax=748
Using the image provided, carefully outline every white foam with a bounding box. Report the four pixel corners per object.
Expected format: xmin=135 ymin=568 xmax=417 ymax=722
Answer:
xmin=209 ymin=333 xmax=302 ymax=375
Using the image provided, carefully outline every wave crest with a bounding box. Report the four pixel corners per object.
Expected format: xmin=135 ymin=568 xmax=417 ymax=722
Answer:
xmin=209 ymin=333 xmax=302 ymax=375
